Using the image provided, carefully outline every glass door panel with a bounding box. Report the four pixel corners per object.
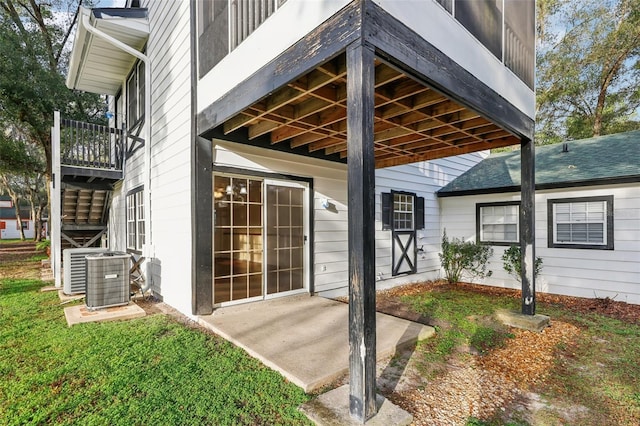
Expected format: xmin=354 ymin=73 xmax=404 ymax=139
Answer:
xmin=266 ymin=184 xmax=305 ymax=295
xmin=213 ymin=175 xmax=263 ymax=304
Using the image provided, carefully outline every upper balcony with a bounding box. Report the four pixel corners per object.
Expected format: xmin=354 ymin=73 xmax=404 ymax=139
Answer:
xmin=197 ymin=0 xmax=536 ymax=169
xmin=198 ymin=0 xmax=535 ymax=89
xmin=59 ymin=119 xmax=125 ymax=184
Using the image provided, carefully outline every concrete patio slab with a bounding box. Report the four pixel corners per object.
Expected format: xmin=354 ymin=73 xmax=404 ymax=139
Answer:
xmin=64 ymin=303 xmax=145 ymax=326
xmin=299 ymin=384 xmax=412 ymax=426
xmin=198 ymin=294 xmax=434 ymax=392
xmin=40 ymin=285 xmax=59 ymax=292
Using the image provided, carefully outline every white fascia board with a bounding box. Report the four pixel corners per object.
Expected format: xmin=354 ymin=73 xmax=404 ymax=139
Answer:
xmin=375 ymin=0 xmax=535 ymax=119
xmin=66 ymin=7 xmax=149 ymax=94
xmin=197 ymin=0 xmax=351 ymax=115
xmin=66 ymin=7 xmax=91 ymax=90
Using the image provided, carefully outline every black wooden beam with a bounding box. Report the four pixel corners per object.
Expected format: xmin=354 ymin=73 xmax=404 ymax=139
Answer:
xmin=191 ymin=0 xmax=213 ymax=316
xmin=520 ymin=138 xmax=536 ymax=315
xmin=60 ymin=166 xmax=122 ymax=181
xmin=347 ymin=41 xmax=377 ymax=423
xmin=197 ymin=1 xmax=361 ymax=135
xmin=363 ymin=1 xmax=534 ymax=141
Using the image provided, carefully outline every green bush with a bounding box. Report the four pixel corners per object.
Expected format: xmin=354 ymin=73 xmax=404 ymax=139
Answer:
xmin=439 ymin=230 xmax=493 ymax=284
xmin=501 ymin=245 xmax=543 ymax=282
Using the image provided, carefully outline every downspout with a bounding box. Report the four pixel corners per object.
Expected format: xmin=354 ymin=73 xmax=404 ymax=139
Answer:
xmin=80 ymin=12 xmax=153 ymax=280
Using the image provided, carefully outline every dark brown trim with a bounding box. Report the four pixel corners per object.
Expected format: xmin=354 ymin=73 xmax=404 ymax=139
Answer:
xmin=363 ymin=1 xmax=534 ymax=141
xmin=346 ymin=40 xmax=377 ymax=422
xmin=197 ymin=1 xmax=362 ymax=135
xmin=475 ymin=201 xmax=520 ymax=246
xmin=437 ymin=175 xmax=640 ymax=198
xmin=520 ymin=138 xmax=535 ymax=315
xmin=206 ymin=127 xmax=346 ymax=164
xmin=60 ymin=166 xmax=123 ymax=181
xmin=547 ymin=195 xmax=614 ymax=251
xmin=192 ymin=0 xmax=214 ymax=315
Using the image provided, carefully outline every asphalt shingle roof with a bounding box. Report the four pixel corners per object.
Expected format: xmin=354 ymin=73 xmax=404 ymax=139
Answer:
xmin=438 ymin=131 xmax=640 ymax=196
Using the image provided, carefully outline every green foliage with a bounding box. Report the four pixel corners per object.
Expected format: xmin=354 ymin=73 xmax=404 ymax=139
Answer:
xmin=536 ymin=0 xmax=640 ymax=144
xmin=35 ymin=239 xmax=50 ymax=251
xmin=501 ymin=245 xmax=543 ymax=282
xmin=439 ymin=230 xmax=493 ymax=284
xmin=406 ymin=289 xmax=517 ymax=375
xmin=0 ymin=271 xmax=311 ymax=424
xmin=0 ymin=0 xmax=106 ymax=176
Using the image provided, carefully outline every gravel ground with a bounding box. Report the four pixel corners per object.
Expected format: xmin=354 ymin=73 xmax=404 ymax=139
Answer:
xmin=383 ymin=321 xmax=579 ymax=425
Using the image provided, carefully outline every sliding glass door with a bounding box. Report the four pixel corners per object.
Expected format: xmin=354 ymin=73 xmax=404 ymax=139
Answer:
xmin=213 ymin=175 xmax=308 ymax=305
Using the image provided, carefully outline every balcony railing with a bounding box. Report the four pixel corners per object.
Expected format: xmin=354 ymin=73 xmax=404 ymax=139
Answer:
xmin=60 ymin=119 xmax=124 ymax=171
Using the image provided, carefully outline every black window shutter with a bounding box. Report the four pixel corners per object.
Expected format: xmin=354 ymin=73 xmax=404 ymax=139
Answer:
xmin=381 ymin=192 xmax=392 ymax=230
xmin=415 ymin=196 xmax=425 ymax=230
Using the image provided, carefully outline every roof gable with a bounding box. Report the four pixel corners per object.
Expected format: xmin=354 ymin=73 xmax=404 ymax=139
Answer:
xmin=438 ymin=131 xmax=640 ymax=196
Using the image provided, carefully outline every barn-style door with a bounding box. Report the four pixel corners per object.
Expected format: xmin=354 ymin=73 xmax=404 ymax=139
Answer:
xmin=382 ymin=191 xmax=424 ymax=277
xmin=392 ymin=230 xmax=416 ymax=275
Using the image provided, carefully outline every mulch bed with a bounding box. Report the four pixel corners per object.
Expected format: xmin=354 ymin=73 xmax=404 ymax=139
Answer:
xmin=376 ymin=280 xmax=640 ymax=325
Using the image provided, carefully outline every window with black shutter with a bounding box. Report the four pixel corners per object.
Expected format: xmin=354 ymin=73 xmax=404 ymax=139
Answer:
xmin=381 ymin=191 xmax=424 ymax=276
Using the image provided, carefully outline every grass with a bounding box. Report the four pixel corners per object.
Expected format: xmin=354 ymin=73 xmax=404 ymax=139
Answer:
xmin=540 ymin=308 xmax=640 ymax=423
xmin=407 ymin=288 xmax=517 ymax=370
xmin=0 ymin=275 xmax=311 ymax=425
xmin=402 ymin=285 xmax=640 ymax=425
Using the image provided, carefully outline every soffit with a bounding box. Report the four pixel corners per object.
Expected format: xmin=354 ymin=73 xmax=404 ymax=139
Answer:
xmin=66 ymin=8 xmax=149 ymax=96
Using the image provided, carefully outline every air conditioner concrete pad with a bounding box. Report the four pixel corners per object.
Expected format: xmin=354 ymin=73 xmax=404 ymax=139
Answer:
xmin=495 ymin=309 xmax=550 ymax=332
xmin=299 ymin=384 xmax=412 ymax=426
xmin=64 ymin=303 xmax=145 ymax=326
xmin=58 ymin=290 xmax=84 ymax=302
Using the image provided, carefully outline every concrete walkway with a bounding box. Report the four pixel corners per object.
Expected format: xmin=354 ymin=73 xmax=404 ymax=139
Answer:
xmin=198 ymin=294 xmax=434 ymax=392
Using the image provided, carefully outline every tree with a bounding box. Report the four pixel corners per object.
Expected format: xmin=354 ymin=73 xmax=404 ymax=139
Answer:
xmin=0 ymin=0 xmax=105 ymax=180
xmin=1 ymin=125 xmax=48 ymax=241
xmin=1 ymin=0 xmax=105 ymax=237
xmin=536 ymin=0 xmax=640 ymax=144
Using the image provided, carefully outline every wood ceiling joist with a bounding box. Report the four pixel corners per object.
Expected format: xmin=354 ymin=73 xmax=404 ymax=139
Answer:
xmin=219 ymin=54 xmax=520 ymax=168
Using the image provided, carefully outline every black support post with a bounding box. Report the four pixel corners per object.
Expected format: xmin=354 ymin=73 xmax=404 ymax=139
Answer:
xmin=347 ymin=41 xmax=377 ymax=423
xmin=520 ymin=137 xmax=536 ymax=315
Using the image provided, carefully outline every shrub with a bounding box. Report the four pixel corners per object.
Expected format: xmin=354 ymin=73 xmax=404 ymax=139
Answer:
xmin=35 ymin=239 xmax=50 ymax=251
xmin=439 ymin=230 xmax=493 ymax=284
xmin=501 ymin=245 xmax=543 ymax=282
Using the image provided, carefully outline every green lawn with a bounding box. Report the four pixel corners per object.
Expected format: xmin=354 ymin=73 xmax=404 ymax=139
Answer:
xmin=0 ymin=277 xmax=311 ymax=425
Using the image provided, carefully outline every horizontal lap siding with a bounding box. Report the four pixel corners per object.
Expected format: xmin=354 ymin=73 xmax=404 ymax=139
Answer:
xmin=214 ymin=141 xmax=485 ymax=296
xmin=374 ymin=152 xmax=487 ymax=288
xmin=146 ymin=0 xmax=193 ymax=315
xmin=439 ymin=184 xmax=640 ymax=304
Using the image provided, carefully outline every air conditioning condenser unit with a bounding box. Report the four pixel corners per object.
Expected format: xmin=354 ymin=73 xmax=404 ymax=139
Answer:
xmin=63 ymin=247 xmax=109 ymax=294
xmin=85 ymin=252 xmax=130 ymax=309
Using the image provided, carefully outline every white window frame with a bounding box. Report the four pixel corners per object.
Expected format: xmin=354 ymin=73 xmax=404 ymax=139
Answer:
xmin=126 ymin=60 xmax=145 ymax=131
xmin=477 ymin=202 xmax=520 ymax=245
xmin=126 ymin=187 xmax=145 ymax=252
xmin=393 ymin=193 xmax=414 ymax=231
xmin=548 ymin=196 xmax=613 ymax=250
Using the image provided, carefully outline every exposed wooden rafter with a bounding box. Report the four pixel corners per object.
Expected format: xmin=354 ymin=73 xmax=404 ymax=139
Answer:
xmin=219 ymin=54 xmax=519 ymax=168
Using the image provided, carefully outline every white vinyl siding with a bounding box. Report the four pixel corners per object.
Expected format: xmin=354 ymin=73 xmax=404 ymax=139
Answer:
xmin=145 ymin=0 xmax=193 ymax=315
xmin=440 ymin=185 xmax=640 ymax=304
xmin=478 ymin=203 xmax=519 ymax=244
xmin=213 ymin=141 xmax=487 ymax=296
